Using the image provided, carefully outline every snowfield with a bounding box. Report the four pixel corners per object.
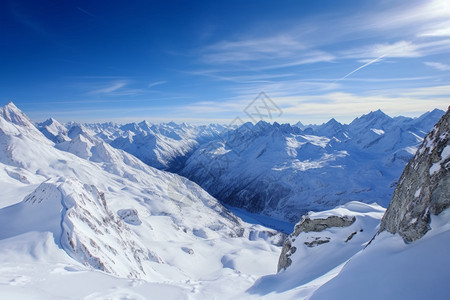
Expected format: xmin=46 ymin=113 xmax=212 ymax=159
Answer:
xmin=0 ymin=102 xmax=449 ymax=299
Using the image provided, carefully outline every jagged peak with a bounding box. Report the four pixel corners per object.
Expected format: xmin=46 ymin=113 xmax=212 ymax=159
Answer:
xmin=5 ymin=101 xmax=19 ymax=109
xmin=349 ymin=109 xmax=392 ymax=128
xmin=39 ymin=117 xmax=62 ymax=127
xmin=325 ymin=118 xmax=341 ymax=126
xmin=417 ymin=108 xmax=445 ymax=120
xmin=0 ymin=101 xmax=34 ymax=128
xmin=365 ymin=109 xmax=390 ymax=119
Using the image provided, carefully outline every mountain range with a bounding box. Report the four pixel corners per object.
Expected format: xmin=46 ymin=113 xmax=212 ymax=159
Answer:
xmin=0 ymin=102 xmax=448 ymax=299
xmin=35 ymin=107 xmax=444 ymax=225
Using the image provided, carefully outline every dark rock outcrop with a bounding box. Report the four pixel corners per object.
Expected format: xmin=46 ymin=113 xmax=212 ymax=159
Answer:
xmin=379 ymin=108 xmax=450 ymax=242
xmin=277 ymin=215 xmax=355 ymax=271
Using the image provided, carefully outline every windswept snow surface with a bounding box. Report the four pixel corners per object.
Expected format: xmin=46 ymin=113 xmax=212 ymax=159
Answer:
xmin=0 ymin=102 xmax=283 ymax=299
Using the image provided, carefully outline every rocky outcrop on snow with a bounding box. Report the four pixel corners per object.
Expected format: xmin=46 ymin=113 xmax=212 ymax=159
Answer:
xmin=379 ymin=108 xmax=450 ymax=242
xmin=278 ymin=215 xmax=356 ymax=271
xmin=117 ymin=208 xmax=142 ymax=225
xmin=0 ymin=178 xmax=159 ymax=279
xmin=249 ymin=202 xmax=385 ymax=295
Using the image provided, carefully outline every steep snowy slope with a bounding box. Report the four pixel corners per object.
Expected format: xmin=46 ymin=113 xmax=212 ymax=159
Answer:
xmin=181 ymin=109 xmax=444 ymax=223
xmin=0 ymin=102 xmax=284 ymax=298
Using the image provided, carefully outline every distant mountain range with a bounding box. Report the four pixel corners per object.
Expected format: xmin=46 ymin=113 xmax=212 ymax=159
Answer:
xmin=35 ymin=107 xmax=444 ymax=223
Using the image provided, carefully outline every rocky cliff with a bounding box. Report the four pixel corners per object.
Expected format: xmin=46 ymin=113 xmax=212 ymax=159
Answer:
xmin=379 ymin=108 xmax=450 ymax=242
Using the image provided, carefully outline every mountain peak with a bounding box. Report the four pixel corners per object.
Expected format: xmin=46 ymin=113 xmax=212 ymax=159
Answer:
xmin=0 ymin=101 xmax=34 ymax=128
xmin=349 ymin=109 xmax=392 ymax=130
xmin=325 ymin=118 xmax=340 ymax=125
xmin=368 ymin=109 xmax=389 ymax=118
xmin=5 ymin=101 xmax=18 ymax=109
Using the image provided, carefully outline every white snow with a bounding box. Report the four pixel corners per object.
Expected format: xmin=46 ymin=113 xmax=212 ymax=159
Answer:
xmin=414 ymin=187 xmax=422 ymax=198
xmin=430 ymin=162 xmax=441 ymax=175
xmin=370 ymin=128 xmax=385 ymax=135
xmin=442 ymin=145 xmax=450 ymax=160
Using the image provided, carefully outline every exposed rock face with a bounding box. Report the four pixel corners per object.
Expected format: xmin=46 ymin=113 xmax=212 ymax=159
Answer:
xmin=117 ymin=208 xmax=142 ymax=225
xmin=379 ymin=108 xmax=450 ymax=242
xmin=278 ymin=215 xmax=355 ymax=271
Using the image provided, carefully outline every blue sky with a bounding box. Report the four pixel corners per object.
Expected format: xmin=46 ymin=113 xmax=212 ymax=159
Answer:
xmin=1 ymin=0 xmax=449 ymax=124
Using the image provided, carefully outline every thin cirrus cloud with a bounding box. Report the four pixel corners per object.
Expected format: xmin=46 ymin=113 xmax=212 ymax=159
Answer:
xmin=148 ymin=81 xmax=168 ymax=88
xmin=424 ymin=62 xmax=450 ymax=71
xmin=88 ymin=81 xmax=128 ymax=95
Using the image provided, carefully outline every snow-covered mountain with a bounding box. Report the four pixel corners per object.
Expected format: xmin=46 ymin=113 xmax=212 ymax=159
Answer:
xmin=92 ymin=121 xmax=225 ymax=171
xmin=36 ymin=119 xmax=225 ymax=172
xmin=0 ymin=102 xmax=284 ymax=298
xmin=181 ymin=109 xmax=444 ymax=223
xmin=36 ymin=109 xmax=443 ymax=226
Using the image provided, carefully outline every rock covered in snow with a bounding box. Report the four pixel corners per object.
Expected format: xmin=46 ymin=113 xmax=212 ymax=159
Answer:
xmin=379 ymin=108 xmax=450 ymax=242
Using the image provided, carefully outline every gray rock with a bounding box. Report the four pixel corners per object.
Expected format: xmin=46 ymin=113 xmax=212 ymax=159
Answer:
xmin=379 ymin=108 xmax=450 ymax=242
xmin=277 ymin=215 xmax=355 ymax=271
xmin=117 ymin=208 xmax=142 ymax=225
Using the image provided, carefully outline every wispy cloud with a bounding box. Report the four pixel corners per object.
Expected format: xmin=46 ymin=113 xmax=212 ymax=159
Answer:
xmin=343 ymin=41 xmax=421 ymax=60
xmin=10 ymin=1 xmax=52 ymax=39
xmin=424 ymin=61 xmax=450 ymax=71
xmin=148 ymin=81 xmax=167 ymax=88
xmin=77 ymin=7 xmax=95 ymax=17
xmin=88 ymin=81 xmax=128 ymax=95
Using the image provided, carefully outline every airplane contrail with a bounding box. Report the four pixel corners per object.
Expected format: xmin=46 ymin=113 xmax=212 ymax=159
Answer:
xmin=338 ymin=54 xmax=387 ymax=81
